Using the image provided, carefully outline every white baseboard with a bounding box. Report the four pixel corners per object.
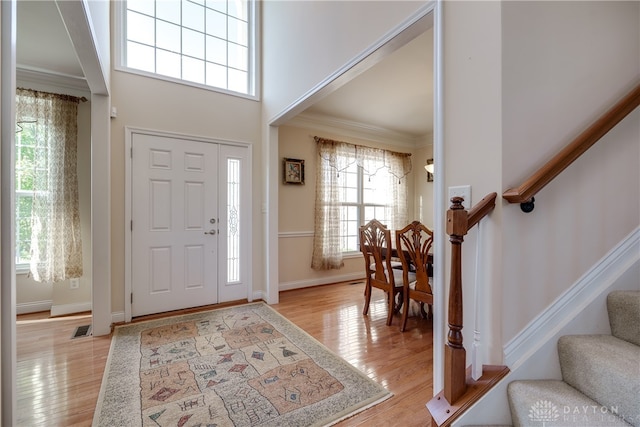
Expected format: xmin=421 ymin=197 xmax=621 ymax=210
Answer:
xmin=251 ymin=291 xmax=265 ymax=301
xmin=17 ymin=300 xmax=52 ymax=315
xmin=279 ymin=273 xmax=365 ymax=292
xmin=50 ymin=301 xmax=92 ymax=317
xmin=111 ymin=311 xmax=125 ymax=324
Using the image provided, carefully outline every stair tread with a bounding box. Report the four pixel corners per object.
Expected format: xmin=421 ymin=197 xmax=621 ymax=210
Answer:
xmin=508 ymin=380 xmax=631 ymax=426
xmin=608 ymin=290 xmax=640 ymax=347
xmin=558 ymin=334 xmax=640 ymax=425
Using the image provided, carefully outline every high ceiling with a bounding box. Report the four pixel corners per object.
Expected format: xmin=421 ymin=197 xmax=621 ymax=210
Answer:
xmin=16 ymin=1 xmax=85 ymax=79
xmin=303 ymin=30 xmax=434 ymax=139
xmin=16 ymin=1 xmax=433 ymax=138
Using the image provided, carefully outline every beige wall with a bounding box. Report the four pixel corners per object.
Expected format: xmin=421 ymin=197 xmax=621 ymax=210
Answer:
xmin=278 ymin=124 xmax=432 ymax=288
xmin=15 ymin=93 xmax=92 ymax=315
xmin=500 ymin=0 xmax=639 ymax=342
xmin=109 ymin=72 xmax=262 ymax=313
xmin=413 ymin=136 xmax=434 ymax=228
xmin=442 ymin=0 xmax=639 ymax=365
xmin=443 ymin=0 xmax=504 ymax=363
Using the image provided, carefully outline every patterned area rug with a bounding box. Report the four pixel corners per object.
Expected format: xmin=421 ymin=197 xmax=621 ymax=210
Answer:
xmin=93 ymin=302 xmax=391 ymax=426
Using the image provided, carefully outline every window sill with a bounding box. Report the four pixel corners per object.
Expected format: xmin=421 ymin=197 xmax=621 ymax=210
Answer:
xmin=16 ymin=265 xmax=30 ymax=276
xmin=342 ymin=252 xmax=361 ymax=259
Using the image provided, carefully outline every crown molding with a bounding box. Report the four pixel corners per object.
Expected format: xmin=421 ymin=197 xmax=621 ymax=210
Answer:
xmin=286 ymin=112 xmax=431 ymax=149
xmin=16 ymin=65 xmax=90 ymax=97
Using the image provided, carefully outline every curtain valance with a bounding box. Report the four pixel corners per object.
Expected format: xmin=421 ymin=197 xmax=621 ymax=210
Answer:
xmin=314 ymin=136 xmax=412 ymax=182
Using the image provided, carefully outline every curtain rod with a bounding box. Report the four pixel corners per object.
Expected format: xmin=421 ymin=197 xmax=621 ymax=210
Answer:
xmin=17 ymin=87 xmax=87 ymax=104
xmin=314 ymin=136 xmax=412 ymax=157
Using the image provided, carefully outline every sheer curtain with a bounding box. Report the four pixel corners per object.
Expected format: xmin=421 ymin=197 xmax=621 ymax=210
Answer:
xmin=311 ymin=137 xmax=411 ymax=270
xmin=16 ymin=88 xmax=83 ymax=282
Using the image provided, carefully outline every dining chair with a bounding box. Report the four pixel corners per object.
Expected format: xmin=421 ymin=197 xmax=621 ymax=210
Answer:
xmin=359 ymin=219 xmax=407 ymax=326
xmin=395 ymin=220 xmax=434 ymax=332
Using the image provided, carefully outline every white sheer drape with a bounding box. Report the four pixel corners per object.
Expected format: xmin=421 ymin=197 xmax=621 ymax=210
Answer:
xmin=311 ymin=137 xmax=411 ymax=270
xmin=16 ymin=88 xmax=83 ymax=283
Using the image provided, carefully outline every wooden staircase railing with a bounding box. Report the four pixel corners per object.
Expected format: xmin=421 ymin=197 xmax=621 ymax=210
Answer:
xmin=426 ymin=192 xmax=509 ymax=427
xmin=503 ymin=83 xmax=640 ymax=212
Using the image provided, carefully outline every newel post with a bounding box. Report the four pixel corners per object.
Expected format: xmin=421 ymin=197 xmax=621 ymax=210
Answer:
xmin=445 ymin=197 xmax=468 ymax=404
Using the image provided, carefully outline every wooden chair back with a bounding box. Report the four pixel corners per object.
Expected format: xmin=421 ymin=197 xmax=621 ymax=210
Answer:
xmin=359 ymin=219 xmax=403 ymax=325
xmin=360 ymin=219 xmax=395 ymax=287
xmin=395 ymin=220 xmax=434 ymax=331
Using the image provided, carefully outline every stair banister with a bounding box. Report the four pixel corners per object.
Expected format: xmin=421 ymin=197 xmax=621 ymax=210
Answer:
xmin=503 ymin=83 xmax=640 ymax=212
xmin=444 ymin=192 xmax=498 ymax=403
xmin=428 ymin=193 xmax=507 ymax=427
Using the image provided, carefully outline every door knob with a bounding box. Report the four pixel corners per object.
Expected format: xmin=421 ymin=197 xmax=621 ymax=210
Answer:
xmin=204 ymin=230 xmax=216 ymax=235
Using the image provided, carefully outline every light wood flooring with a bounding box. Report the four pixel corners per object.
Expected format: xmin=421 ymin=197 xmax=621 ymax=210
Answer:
xmin=16 ymin=281 xmax=434 ymax=426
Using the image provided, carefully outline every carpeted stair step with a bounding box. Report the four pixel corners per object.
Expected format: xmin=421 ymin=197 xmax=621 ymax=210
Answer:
xmin=558 ymin=334 xmax=640 ymax=425
xmin=508 ymin=380 xmax=631 ymax=426
xmin=607 ymin=290 xmax=640 ymax=346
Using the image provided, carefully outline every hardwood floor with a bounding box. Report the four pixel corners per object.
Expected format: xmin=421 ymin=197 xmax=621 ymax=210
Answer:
xmin=16 ymin=281 xmax=434 ymax=426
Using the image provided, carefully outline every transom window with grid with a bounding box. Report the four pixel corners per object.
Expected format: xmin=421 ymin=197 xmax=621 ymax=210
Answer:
xmin=118 ymin=0 xmax=256 ymax=97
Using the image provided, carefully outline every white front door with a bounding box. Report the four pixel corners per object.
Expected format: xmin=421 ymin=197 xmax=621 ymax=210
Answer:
xmin=131 ymin=133 xmax=219 ymax=316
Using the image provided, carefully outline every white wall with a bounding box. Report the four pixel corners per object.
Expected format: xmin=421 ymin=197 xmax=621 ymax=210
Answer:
xmin=262 ymin=1 xmax=428 ymax=121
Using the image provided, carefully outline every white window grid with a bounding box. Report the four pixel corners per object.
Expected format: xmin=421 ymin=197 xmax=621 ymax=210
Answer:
xmin=15 ymin=122 xmax=49 ymax=268
xmin=337 ymin=161 xmax=393 ymax=253
xmin=119 ymin=0 xmax=257 ymax=98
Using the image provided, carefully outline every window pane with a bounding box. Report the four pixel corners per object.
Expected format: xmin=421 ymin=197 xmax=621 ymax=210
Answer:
xmin=367 ymin=171 xmax=391 ymax=202
xmin=206 ymin=62 xmax=227 ymax=88
xmin=206 ymin=35 xmax=226 ymax=64
xmin=183 ymin=56 xmax=205 ymax=83
xmin=127 ymin=10 xmax=155 ymax=45
xmin=346 ymin=235 xmax=358 ymax=252
xmin=182 ymin=28 xmax=205 ymax=59
xmin=122 ymin=0 xmax=253 ymax=95
xmin=228 ymin=43 xmax=247 ymax=71
xmin=128 ymin=0 xmax=155 ymax=15
xmin=157 ymin=0 xmax=181 ymax=24
xmin=157 ymin=21 xmax=181 ymax=52
xmin=206 ymin=0 xmax=226 ymax=13
xmin=228 ymin=16 xmax=247 ymax=45
xmin=228 ymin=0 xmax=248 ymax=21
xmin=228 ymin=68 xmax=247 ymax=93
xmin=182 ymin=0 xmax=205 ymax=32
xmin=364 ymin=206 xmax=376 ymax=223
xmin=157 ymin=49 xmax=182 ymax=78
xmin=345 ymin=187 xmax=357 ymax=202
xmin=345 ymin=170 xmax=358 ymax=188
xmin=227 ymin=158 xmax=240 ymax=283
xmin=127 ymin=41 xmax=156 ymax=72
xmin=206 ymin=8 xmax=226 ymax=39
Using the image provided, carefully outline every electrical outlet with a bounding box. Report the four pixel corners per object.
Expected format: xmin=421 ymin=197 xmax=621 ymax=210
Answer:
xmin=70 ymin=278 xmax=80 ymax=289
xmin=448 ymin=185 xmax=471 ymax=210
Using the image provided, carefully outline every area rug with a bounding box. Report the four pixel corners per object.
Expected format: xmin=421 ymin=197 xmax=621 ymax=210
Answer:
xmin=93 ymin=302 xmax=392 ymax=426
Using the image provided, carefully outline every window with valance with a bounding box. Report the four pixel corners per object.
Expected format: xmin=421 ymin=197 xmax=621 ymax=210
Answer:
xmin=311 ymin=136 xmax=411 ymax=270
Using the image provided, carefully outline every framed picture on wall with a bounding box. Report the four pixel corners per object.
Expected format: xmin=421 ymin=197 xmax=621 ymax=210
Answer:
xmin=283 ymin=158 xmax=305 ymax=184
